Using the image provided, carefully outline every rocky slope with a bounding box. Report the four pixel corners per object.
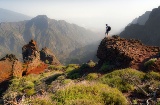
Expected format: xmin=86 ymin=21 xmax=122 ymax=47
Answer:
xmin=0 ymin=54 xmax=23 ymax=83
xmin=120 ymin=6 xmax=160 ymax=46
xmin=97 ymin=35 xmax=160 ymax=71
xmin=0 ymin=15 xmax=99 ymax=64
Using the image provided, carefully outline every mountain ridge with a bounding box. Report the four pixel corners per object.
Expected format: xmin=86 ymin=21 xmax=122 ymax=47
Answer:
xmin=0 ymin=8 xmax=31 ymax=22
xmin=0 ymin=15 xmax=99 ymax=64
xmin=120 ymin=6 xmax=160 ymax=46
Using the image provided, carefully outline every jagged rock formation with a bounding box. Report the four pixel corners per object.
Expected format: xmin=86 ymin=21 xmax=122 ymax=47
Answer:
xmin=22 ymin=39 xmax=61 ymax=75
xmin=120 ymin=6 xmax=160 ymax=46
xmin=40 ymin=47 xmax=61 ymax=65
xmin=97 ymin=35 xmax=160 ymax=71
xmin=0 ymin=54 xmax=23 ymax=83
xmin=22 ymin=39 xmax=39 ymax=63
xmin=22 ymin=40 xmax=47 ymax=75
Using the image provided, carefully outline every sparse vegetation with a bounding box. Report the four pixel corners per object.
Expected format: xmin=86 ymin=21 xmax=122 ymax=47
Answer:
xmin=99 ymin=62 xmax=114 ymax=72
xmin=85 ymin=73 xmax=99 ymax=80
xmin=52 ymin=82 xmax=128 ymax=105
xmin=2 ymin=62 xmax=160 ymax=105
xmin=144 ymin=58 xmax=157 ymax=67
xmin=99 ymin=68 xmax=145 ymax=92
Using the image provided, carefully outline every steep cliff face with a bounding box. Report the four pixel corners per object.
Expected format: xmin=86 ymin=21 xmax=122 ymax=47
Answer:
xmin=0 ymin=54 xmax=23 ymax=83
xmin=120 ymin=6 xmax=160 ymax=46
xmin=97 ymin=36 xmax=160 ymax=71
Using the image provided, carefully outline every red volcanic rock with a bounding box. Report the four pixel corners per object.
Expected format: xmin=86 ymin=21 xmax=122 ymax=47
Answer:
xmin=22 ymin=40 xmax=47 ymax=75
xmin=97 ymin=35 xmax=160 ymax=71
xmin=0 ymin=54 xmax=23 ymax=83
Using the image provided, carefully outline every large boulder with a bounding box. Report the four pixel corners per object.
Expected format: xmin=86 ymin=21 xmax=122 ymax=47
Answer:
xmin=97 ymin=35 xmax=160 ymax=71
xmin=40 ymin=47 xmax=61 ymax=65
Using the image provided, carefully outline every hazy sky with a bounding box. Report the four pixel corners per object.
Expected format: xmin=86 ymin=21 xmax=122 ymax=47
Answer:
xmin=0 ymin=0 xmax=160 ymax=34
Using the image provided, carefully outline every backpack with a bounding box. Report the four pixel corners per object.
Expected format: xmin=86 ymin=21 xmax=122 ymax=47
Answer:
xmin=107 ymin=26 xmax=111 ymax=31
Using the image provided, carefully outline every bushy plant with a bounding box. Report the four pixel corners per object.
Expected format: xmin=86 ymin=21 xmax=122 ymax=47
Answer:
xmin=99 ymin=62 xmax=114 ymax=72
xmin=144 ymin=71 xmax=160 ymax=80
xmin=52 ymin=82 xmax=127 ymax=105
xmin=48 ymin=65 xmax=66 ymax=70
xmin=87 ymin=60 xmax=96 ymax=67
xmin=144 ymin=58 xmax=157 ymax=67
xmin=66 ymin=63 xmax=93 ymax=79
xmin=99 ymin=68 xmax=145 ymax=92
xmin=85 ymin=73 xmax=99 ymax=80
xmin=65 ymin=66 xmax=76 ymax=73
xmin=29 ymin=95 xmax=54 ymax=105
xmin=48 ymin=65 xmax=55 ymax=70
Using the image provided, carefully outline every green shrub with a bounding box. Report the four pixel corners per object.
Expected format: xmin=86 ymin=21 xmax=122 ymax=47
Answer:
xmin=144 ymin=71 xmax=160 ymax=80
xmin=65 ymin=67 xmax=76 ymax=73
xmin=30 ymin=97 xmax=53 ymax=105
xmin=67 ymin=64 xmax=80 ymax=68
xmin=52 ymin=82 xmax=127 ymax=105
xmin=45 ymin=60 xmax=49 ymax=64
xmin=99 ymin=68 xmax=145 ymax=92
xmin=48 ymin=65 xmax=55 ymax=70
xmin=23 ymin=81 xmax=35 ymax=89
xmin=25 ymin=89 xmax=36 ymax=96
xmin=80 ymin=63 xmax=89 ymax=69
xmin=61 ymin=79 xmax=72 ymax=85
xmin=99 ymin=62 xmax=113 ymax=72
xmin=48 ymin=65 xmax=66 ymax=70
xmin=85 ymin=73 xmax=99 ymax=80
xmin=87 ymin=60 xmax=96 ymax=67
xmin=68 ymin=73 xmax=81 ymax=79
xmin=144 ymin=58 xmax=157 ymax=67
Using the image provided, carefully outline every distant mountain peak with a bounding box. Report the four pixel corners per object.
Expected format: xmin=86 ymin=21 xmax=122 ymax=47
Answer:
xmin=0 ymin=8 xmax=31 ymax=22
xmin=34 ymin=15 xmax=48 ymax=19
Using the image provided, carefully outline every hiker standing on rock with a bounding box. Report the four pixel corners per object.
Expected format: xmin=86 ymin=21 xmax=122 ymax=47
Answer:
xmin=105 ymin=24 xmax=111 ymax=37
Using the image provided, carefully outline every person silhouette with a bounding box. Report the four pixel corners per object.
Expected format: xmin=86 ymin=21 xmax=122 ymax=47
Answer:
xmin=105 ymin=24 xmax=111 ymax=37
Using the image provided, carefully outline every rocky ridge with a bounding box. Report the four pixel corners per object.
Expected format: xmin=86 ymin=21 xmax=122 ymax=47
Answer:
xmin=0 ymin=40 xmax=61 ymax=83
xmin=97 ymin=35 xmax=160 ymax=71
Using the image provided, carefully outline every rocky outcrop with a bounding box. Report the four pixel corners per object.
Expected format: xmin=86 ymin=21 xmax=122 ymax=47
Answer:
xmin=0 ymin=39 xmax=61 ymax=84
xmin=22 ymin=40 xmax=47 ymax=75
xmin=97 ymin=35 xmax=160 ymax=71
xmin=0 ymin=54 xmax=23 ymax=83
xmin=22 ymin=39 xmax=39 ymax=63
xmin=40 ymin=47 xmax=61 ymax=65
xmin=22 ymin=40 xmax=61 ymax=75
